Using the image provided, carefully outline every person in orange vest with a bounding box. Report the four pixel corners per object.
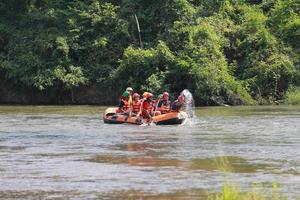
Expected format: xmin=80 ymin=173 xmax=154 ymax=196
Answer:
xmin=136 ymin=92 xmax=148 ymax=117
xmin=140 ymin=92 xmax=154 ymax=120
xmin=157 ymin=92 xmax=171 ymax=114
xmin=117 ymin=91 xmax=130 ymax=113
xmin=130 ymin=93 xmax=141 ymax=116
xmin=142 ymin=91 xmax=148 ymax=99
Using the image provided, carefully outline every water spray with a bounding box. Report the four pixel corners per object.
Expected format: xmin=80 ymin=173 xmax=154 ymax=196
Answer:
xmin=180 ymin=89 xmax=196 ymax=118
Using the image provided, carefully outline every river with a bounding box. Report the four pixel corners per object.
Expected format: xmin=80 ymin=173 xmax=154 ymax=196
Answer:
xmin=0 ymin=105 xmax=299 ymax=199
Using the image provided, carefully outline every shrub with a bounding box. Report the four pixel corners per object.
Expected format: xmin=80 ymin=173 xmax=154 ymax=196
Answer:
xmin=284 ymin=87 xmax=300 ymax=105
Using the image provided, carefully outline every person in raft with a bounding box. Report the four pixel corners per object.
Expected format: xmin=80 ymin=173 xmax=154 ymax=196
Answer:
xmin=157 ymin=92 xmax=171 ymax=114
xmin=125 ymin=87 xmax=133 ymax=105
xmin=171 ymin=95 xmax=185 ymax=111
xmin=130 ymin=93 xmax=141 ymax=116
xmin=140 ymin=92 xmax=154 ymax=120
xmin=117 ymin=91 xmax=130 ymax=114
xmin=153 ymin=94 xmax=163 ymax=116
xmin=136 ymin=91 xmax=148 ymax=115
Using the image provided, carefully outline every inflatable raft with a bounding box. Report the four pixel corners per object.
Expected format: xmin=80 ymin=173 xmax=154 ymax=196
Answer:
xmin=103 ymin=107 xmax=187 ymax=125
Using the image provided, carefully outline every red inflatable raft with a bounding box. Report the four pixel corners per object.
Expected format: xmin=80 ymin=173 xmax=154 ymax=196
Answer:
xmin=103 ymin=107 xmax=187 ymax=125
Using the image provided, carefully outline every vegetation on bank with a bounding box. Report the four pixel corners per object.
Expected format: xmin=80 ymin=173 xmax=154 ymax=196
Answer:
xmin=209 ymin=156 xmax=291 ymax=200
xmin=284 ymin=87 xmax=300 ymax=105
xmin=0 ymin=0 xmax=299 ymax=105
xmin=211 ymin=182 xmax=289 ymax=200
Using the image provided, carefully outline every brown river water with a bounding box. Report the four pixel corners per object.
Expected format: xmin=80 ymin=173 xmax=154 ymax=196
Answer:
xmin=0 ymin=105 xmax=299 ymax=199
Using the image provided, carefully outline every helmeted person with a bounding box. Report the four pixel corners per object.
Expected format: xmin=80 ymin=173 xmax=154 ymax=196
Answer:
xmin=157 ymin=92 xmax=171 ymax=114
xmin=153 ymin=94 xmax=163 ymax=116
xmin=142 ymin=92 xmax=148 ymax=99
xmin=141 ymin=92 xmax=154 ymax=120
xmin=125 ymin=87 xmax=133 ymax=105
xmin=117 ymin=91 xmax=130 ymax=113
xmin=136 ymin=92 xmax=149 ymax=117
xmin=171 ymin=95 xmax=185 ymax=112
xmin=131 ymin=93 xmax=141 ymax=115
xmin=153 ymin=94 xmax=162 ymax=108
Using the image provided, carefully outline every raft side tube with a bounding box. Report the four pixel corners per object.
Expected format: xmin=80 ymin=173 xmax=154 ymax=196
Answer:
xmin=103 ymin=107 xmax=186 ymax=125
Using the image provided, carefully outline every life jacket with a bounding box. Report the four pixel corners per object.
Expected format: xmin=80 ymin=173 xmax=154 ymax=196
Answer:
xmin=141 ymin=100 xmax=153 ymax=118
xmin=157 ymin=100 xmax=170 ymax=113
xmin=159 ymin=105 xmax=170 ymax=114
xmin=117 ymin=99 xmax=130 ymax=113
xmin=132 ymin=100 xmax=141 ymax=113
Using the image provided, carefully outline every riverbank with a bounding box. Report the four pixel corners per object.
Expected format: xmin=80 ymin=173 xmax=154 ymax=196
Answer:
xmin=0 ymin=80 xmax=118 ymax=105
xmin=1 ymin=80 xmax=300 ymax=106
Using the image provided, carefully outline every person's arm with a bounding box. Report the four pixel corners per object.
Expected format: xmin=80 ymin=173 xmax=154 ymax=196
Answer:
xmin=146 ymin=110 xmax=152 ymax=119
xmin=166 ymin=100 xmax=171 ymax=112
xmin=171 ymin=101 xmax=177 ymax=111
xmin=128 ymin=101 xmax=133 ymax=116
xmin=154 ymin=99 xmax=161 ymax=111
xmin=174 ymin=101 xmax=183 ymax=111
xmin=137 ymin=99 xmax=145 ymax=117
xmin=118 ymin=100 xmax=124 ymax=108
xmin=118 ymin=100 xmax=127 ymax=113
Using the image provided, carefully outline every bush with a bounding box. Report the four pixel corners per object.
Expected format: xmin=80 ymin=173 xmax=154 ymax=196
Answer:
xmin=284 ymin=87 xmax=300 ymax=105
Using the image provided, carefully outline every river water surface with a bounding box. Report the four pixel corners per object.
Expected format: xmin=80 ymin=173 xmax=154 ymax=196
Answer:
xmin=0 ymin=106 xmax=299 ymax=199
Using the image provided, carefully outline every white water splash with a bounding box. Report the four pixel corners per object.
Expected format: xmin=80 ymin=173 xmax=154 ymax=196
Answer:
xmin=180 ymin=89 xmax=196 ymax=118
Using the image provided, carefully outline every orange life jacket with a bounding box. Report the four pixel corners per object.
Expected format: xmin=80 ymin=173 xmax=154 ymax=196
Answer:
xmin=158 ymin=105 xmax=170 ymax=114
xmin=132 ymin=100 xmax=141 ymax=113
xmin=117 ymin=99 xmax=130 ymax=113
xmin=141 ymin=101 xmax=153 ymax=118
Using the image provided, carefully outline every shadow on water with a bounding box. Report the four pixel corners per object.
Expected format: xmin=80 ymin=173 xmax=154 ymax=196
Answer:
xmin=197 ymin=105 xmax=300 ymax=117
xmin=113 ymin=143 xmax=175 ymax=157
xmin=86 ymin=154 xmax=271 ymax=173
xmin=99 ymin=189 xmax=209 ymax=200
xmin=0 ymin=189 xmax=209 ymax=199
xmin=0 ymin=146 xmax=26 ymax=151
xmin=0 ymin=105 xmax=106 ymax=115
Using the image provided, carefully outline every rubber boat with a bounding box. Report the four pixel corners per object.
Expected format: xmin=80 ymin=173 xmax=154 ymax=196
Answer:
xmin=103 ymin=107 xmax=187 ymax=125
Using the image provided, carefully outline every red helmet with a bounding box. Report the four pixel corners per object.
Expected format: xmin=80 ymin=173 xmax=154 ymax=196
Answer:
xmin=133 ymin=93 xmax=140 ymax=98
xmin=147 ymin=93 xmax=153 ymax=99
xmin=163 ymin=92 xmax=169 ymax=97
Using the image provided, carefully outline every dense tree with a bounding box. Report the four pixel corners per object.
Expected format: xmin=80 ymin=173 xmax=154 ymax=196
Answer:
xmin=0 ymin=0 xmax=299 ymax=105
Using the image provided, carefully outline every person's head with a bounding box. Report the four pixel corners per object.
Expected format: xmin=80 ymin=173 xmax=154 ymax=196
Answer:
xmin=147 ymin=93 xmax=153 ymax=101
xmin=142 ymin=92 xmax=148 ymax=99
xmin=133 ymin=93 xmax=140 ymax=101
xmin=178 ymin=95 xmax=185 ymax=104
xmin=126 ymin=87 xmax=133 ymax=94
xmin=163 ymin=92 xmax=169 ymax=100
xmin=122 ymin=91 xmax=129 ymax=100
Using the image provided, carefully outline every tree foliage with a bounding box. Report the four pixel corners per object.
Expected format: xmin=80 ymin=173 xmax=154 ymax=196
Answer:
xmin=0 ymin=0 xmax=299 ymax=105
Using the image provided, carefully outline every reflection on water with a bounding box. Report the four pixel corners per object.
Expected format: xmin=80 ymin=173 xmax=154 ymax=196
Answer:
xmin=87 ymin=155 xmax=183 ymax=167
xmin=0 ymin=105 xmax=300 ymax=199
xmin=0 ymin=189 xmax=209 ymax=199
xmin=87 ymin=154 xmax=272 ymax=173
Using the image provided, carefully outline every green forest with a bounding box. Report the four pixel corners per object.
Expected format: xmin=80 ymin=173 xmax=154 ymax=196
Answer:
xmin=0 ymin=0 xmax=299 ymax=105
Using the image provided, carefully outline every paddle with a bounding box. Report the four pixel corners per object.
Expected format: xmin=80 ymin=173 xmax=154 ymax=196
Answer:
xmin=154 ymin=98 xmax=160 ymax=112
xmin=148 ymin=110 xmax=157 ymax=125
